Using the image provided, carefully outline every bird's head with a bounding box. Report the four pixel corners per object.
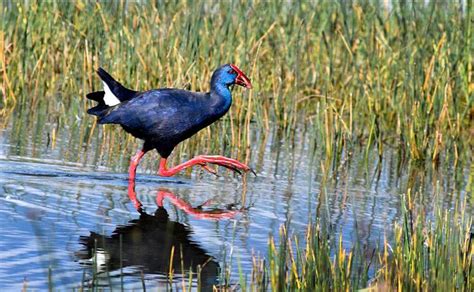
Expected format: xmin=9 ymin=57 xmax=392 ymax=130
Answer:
xmin=211 ymin=64 xmax=252 ymax=89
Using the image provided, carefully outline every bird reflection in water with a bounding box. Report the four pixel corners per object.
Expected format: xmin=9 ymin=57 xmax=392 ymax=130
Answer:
xmin=77 ymin=180 xmax=241 ymax=290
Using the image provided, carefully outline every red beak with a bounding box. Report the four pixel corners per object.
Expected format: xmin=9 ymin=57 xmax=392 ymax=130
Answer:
xmin=230 ymin=64 xmax=252 ymax=89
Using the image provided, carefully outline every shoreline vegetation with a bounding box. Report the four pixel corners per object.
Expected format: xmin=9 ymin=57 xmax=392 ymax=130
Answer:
xmin=1 ymin=1 xmax=472 ymax=290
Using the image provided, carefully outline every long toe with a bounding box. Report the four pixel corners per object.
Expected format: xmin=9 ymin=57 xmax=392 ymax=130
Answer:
xmin=216 ymin=161 xmax=244 ymax=175
xmin=201 ymin=155 xmax=249 ymax=169
xmin=199 ymin=163 xmax=218 ymax=176
xmin=219 ymin=160 xmax=252 ymax=174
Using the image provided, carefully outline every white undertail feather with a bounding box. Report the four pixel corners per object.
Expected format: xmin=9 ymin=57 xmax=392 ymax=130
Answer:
xmin=102 ymin=81 xmax=121 ymax=106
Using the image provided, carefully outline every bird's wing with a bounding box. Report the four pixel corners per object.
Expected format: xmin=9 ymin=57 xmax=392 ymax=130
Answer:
xmin=100 ymin=89 xmax=210 ymax=139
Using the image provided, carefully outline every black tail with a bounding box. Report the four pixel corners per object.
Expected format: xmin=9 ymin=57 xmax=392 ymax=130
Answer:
xmin=96 ymin=67 xmax=138 ymax=101
xmin=86 ymin=91 xmax=108 ymax=116
xmin=86 ymin=67 xmax=139 ymax=118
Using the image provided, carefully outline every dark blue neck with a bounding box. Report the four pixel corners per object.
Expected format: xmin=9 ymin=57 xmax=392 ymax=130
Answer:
xmin=210 ymin=82 xmax=232 ymax=113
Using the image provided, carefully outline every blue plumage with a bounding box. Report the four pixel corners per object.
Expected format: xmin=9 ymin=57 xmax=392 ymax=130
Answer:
xmin=87 ymin=64 xmax=252 ymax=158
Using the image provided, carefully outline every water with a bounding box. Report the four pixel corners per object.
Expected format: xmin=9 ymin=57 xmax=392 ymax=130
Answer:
xmin=0 ymin=120 xmax=468 ymax=290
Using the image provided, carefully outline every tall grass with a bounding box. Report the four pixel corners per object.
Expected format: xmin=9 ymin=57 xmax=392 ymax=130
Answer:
xmin=0 ymin=1 xmax=471 ymax=290
xmin=0 ymin=1 xmax=471 ymax=174
xmin=377 ymin=193 xmax=472 ymax=290
xmin=247 ymin=191 xmax=472 ymax=291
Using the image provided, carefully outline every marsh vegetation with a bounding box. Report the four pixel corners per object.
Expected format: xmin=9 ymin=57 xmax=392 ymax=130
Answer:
xmin=0 ymin=1 xmax=472 ymax=290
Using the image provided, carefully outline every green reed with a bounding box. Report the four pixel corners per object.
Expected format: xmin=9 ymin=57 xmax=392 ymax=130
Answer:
xmin=0 ymin=1 xmax=471 ymax=174
xmin=378 ymin=191 xmax=472 ymax=290
xmin=245 ymin=190 xmax=472 ymax=291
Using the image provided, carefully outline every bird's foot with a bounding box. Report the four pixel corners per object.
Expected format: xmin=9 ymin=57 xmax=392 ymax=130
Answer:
xmin=198 ymin=162 xmax=219 ymax=176
xmin=157 ymin=156 xmax=256 ymax=177
xmin=197 ymin=155 xmax=256 ymax=176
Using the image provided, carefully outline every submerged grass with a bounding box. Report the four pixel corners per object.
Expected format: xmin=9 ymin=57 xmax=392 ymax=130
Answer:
xmin=0 ymin=1 xmax=471 ymax=174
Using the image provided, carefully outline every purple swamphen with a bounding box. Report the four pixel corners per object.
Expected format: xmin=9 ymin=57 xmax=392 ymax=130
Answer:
xmin=86 ymin=64 xmax=253 ymax=180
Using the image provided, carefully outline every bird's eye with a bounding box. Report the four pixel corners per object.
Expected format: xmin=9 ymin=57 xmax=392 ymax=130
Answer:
xmin=228 ymin=69 xmax=236 ymax=74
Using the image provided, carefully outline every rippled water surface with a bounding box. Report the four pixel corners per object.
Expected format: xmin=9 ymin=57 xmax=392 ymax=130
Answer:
xmin=0 ymin=122 xmax=468 ymax=290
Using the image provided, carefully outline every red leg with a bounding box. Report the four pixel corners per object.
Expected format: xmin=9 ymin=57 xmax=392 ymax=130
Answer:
xmin=157 ymin=155 xmax=255 ymax=177
xmin=129 ymin=148 xmax=148 ymax=181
